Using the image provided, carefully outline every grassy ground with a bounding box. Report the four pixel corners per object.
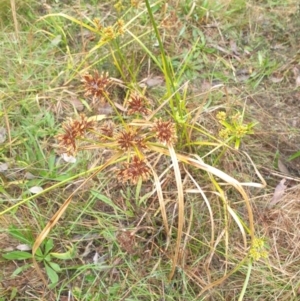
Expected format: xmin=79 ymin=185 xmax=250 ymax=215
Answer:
xmin=0 ymin=0 xmax=300 ymax=300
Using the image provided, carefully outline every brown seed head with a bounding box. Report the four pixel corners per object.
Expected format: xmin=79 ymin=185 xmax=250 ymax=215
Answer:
xmin=82 ymin=70 xmax=111 ymax=101
xmin=117 ymin=156 xmax=151 ymax=184
xmin=57 ymin=123 xmax=77 ymax=155
xmin=116 ymin=128 xmax=146 ymax=151
xmin=127 ymin=92 xmax=151 ymax=116
xmin=56 ymin=114 xmax=95 ymax=155
xmin=152 ymin=119 xmax=177 ymax=146
xmin=73 ymin=114 xmax=95 ymax=137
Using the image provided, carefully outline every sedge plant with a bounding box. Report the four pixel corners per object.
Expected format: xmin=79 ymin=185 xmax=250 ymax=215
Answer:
xmin=31 ymin=69 xmax=265 ymax=292
xmin=1 ymin=1 xmax=268 ymax=297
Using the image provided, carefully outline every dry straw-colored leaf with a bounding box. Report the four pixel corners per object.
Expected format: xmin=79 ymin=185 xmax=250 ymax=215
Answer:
xmin=16 ymin=244 xmax=32 ymax=251
xmin=139 ymin=76 xmax=165 ymax=88
xmin=168 ymin=145 xmax=184 ymax=280
xmin=270 ymin=72 xmax=284 ymax=83
xmin=292 ymin=66 xmax=300 ymax=88
xmin=278 ymin=159 xmax=290 ymax=175
xmin=69 ymin=97 xmax=84 ymax=111
xmin=149 ymin=165 xmax=169 ymax=237
xmin=0 ymin=127 xmax=7 ymax=143
xmin=296 ymin=75 xmax=300 ymax=88
xmin=29 ymin=186 xmax=43 ymax=194
xmin=268 ymin=178 xmax=287 ymax=208
xmin=0 ymin=163 xmax=8 ymax=172
xmin=61 ymin=153 xmax=76 ymax=163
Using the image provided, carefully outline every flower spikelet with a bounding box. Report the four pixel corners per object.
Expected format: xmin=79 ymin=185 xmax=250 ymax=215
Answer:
xmin=249 ymin=237 xmax=268 ymax=261
xmin=73 ymin=114 xmax=95 ymax=137
xmin=219 ymin=128 xmax=231 ymax=139
xmin=235 ymin=125 xmax=248 ymax=138
xmin=116 ymin=129 xmax=136 ymax=150
xmin=93 ymin=18 xmax=102 ymax=31
xmin=152 ymin=119 xmax=177 ymax=146
xmin=116 ymin=19 xmax=125 ymax=35
xmin=102 ymin=26 xmax=116 ymax=42
xmin=82 ymin=70 xmax=111 ymax=101
xmin=216 ymin=111 xmax=226 ymax=121
xmin=57 ymin=121 xmax=77 ymax=155
xmin=117 ymin=156 xmax=151 ymax=184
xmin=127 ymin=92 xmax=151 ymax=116
xmin=116 ymin=128 xmax=146 ymax=151
xmin=114 ymin=2 xmax=124 ymax=12
xmin=57 ymin=114 xmax=95 ymax=155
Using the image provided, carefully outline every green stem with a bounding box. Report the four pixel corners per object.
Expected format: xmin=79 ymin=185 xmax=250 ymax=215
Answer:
xmin=144 ymin=0 xmax=179 ymax=111
xmin=238 ymin=260 xmax=252 ymax=301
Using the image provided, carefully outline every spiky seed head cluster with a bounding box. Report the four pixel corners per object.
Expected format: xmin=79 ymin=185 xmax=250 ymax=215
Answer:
xmin=116 ymin=128 xmax=146 ymax=151
xmin=152 ymin=118 xmax=177 ymax=146
xmin=57 ymin=114 xmax=95 ymax=155
xmin=58 ymin=69 xmax=178 ymax=184
xmin=216 ymin=111 xmax=226 ymax=121
xmin=117 ymin=156 xmax=151 ymax=184
xmin=249 ymin=237 xmax=268 ymax=261
xmin=102 ymin=26 xmax=116 ymax=42
xmin=218 ymin=128 xmax=230 ymax=139
xmin=127 ymin=92 xmax=151 ymax=116
xmin=217 ymin=110 xmax=253 ymax=141
xmin=91 ymin=18 xmax=124 ymax=37
xmin=235 ymin=125 xmax=249 ymax=138
xmin=82 ymin=70 xmax=111 ymax=102
xmin=114 ymin=1 xmax=124 ymax=13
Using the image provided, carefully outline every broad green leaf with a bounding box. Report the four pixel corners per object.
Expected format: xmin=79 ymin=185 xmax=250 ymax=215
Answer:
xmin=45 ymin=264 xmax=59 ymax=284
xmin=47 ymin=261 xmax=61 ymax=272
xmin=44 ymin=239 xmax=54 ymax=255
xmin=2 ymin=251 xmax=32 ymax=260
xmin=44 ymin=254 xmax=51 ymax=262
xmin=35 ymin=247 xmax=44 ymax=259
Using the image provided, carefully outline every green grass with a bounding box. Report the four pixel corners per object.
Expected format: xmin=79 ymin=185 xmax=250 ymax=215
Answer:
xmin=1 ymin=0 xmax=300 ymax=300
